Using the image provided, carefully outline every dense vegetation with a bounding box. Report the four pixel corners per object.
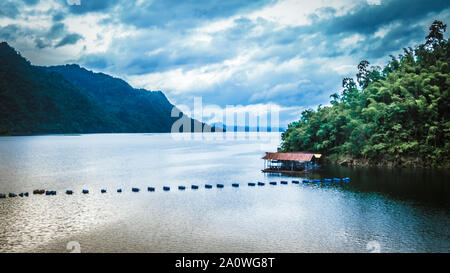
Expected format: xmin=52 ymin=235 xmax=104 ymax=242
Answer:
xmin=0 ymin=42 xmax=206 ymax=135
xmin=0 ymin=42 xmax=119 ymax=134
xmin=44 ymin=65 xmax=206 ymax=133
xmin=281 ymin=21 xmax=450 ymax=168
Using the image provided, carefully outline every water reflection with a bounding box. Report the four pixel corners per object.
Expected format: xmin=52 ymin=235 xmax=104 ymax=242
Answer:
xmin=0 ymin=134 xmax=449 ymax=252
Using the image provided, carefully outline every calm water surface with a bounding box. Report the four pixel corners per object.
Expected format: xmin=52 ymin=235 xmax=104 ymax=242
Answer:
xmin=0 ymin=133 xmax=449 ymax=252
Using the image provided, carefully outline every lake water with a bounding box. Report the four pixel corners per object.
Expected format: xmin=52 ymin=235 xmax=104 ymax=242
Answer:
xmin=0 ymin=133 xmax=449 ymax=253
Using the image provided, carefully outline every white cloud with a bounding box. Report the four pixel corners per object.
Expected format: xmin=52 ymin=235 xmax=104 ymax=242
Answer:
xmin=247 ymin=0 xmax=359 ymax=27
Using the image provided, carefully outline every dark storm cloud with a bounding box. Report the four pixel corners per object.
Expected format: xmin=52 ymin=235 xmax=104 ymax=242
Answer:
xmin=22 ymin=0 xmax=40 ymax=5
xmin=319 ymin=0 xmax=450 ymax=36
xmin=0 ymin=25 xmax=21 ymax=41
xmin=55 ymin=33 xmax=83 ymax=47
xmin=116 ymin=0 xmax=274 ymax=29
xmin=64 ymin=0 xmax=121 ymax=14
xmin=46 ymin=23 xmax=66 ymax=39
xmin=0 ymin=0 xmax=41 ymax=19
xmin=358 ymin=24 xmax=427 ymax=59
xmin=0 ymin=1 xmax=20 ymax=18
xmin=52 ymin=12 xmax=66 ymax=22
xmin=246 ymin=0 xmax=450 ymax=62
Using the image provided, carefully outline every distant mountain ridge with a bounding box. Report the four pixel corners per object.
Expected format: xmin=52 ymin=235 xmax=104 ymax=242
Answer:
xmin=43 ymin=64 xmax=188 ymax=133
xmin=0 ymin=42 xmax=209 ymax=135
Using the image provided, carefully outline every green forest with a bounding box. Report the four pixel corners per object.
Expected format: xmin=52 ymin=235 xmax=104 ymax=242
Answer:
xmin=0 ymin=42 xmax=208 ymax=135
xmin=281 ymin=21 xmax=450 ymax=168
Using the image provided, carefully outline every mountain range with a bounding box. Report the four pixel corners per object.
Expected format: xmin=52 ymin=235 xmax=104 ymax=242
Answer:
xmin=0 ymin=42 xmax=209 ymax=135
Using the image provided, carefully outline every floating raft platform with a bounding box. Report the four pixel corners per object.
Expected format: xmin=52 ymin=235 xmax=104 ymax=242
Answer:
xmin=262 ymin=169 xmax=310 ymax=174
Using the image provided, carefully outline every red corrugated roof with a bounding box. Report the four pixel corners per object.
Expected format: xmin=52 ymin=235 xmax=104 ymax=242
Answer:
xmin=262 ymin=152 xmax=315 ymax=161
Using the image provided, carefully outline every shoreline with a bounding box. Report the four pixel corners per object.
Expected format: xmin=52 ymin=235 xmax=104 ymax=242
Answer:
xmin=326 ymin=154 xmax=450 ymax=169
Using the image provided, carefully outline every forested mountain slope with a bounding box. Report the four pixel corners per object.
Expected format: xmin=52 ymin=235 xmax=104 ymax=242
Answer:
xmin=0 ymin=42 xmax=208 ymax=135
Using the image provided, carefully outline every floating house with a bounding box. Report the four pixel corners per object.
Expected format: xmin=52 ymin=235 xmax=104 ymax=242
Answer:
xmin=262 ymin=152 xmax=321 ymax=174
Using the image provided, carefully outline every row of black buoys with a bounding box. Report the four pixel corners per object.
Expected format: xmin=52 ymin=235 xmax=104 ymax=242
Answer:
xmin=301 ymin=178 xmax=351 ymax=183
xmin=1 ymin=178 xmax=353 ymax=200
xmin=2 ymin=192 xmax=30 ymax=198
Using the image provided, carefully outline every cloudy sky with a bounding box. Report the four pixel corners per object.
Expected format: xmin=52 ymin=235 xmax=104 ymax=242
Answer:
xmin=1 ymin=0 xmax=449 ymax=127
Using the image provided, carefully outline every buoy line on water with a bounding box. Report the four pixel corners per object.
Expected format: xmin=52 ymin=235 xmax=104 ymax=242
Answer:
xmin=0 ymin=178 xmax=350 ymax=199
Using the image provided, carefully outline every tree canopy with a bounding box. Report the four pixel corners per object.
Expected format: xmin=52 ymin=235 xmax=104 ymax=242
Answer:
xmin=281 ymin=20 xmax=450 ymax=168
